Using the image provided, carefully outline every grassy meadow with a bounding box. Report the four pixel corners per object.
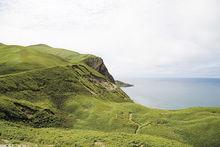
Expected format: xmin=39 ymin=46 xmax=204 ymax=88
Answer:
xmin=0 ymin=43 xmax=219 ymax=146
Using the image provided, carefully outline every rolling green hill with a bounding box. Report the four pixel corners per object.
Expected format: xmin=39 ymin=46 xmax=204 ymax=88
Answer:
xmin=0 ymin=43 xmax=219 ymax=147
xmin=0 ymin=43 xmax=114 ymax=82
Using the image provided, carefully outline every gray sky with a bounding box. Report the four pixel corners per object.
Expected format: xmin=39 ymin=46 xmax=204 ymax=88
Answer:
xmin=0 ymin=0 xmax=220 ymax=78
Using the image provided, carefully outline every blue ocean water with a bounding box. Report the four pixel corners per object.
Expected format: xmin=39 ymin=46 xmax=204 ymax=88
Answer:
xmin=121 ymin=78 xmax=220 ymax=109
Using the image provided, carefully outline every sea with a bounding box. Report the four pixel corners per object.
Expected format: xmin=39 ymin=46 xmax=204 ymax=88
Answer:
xmin=121 ymin=78 xmax=220 ymax=109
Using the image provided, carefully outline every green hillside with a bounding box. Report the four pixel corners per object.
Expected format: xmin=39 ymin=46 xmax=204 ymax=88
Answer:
xmin=0 ymin=43 xmax=219 ymax=147
xmin=0 ymin=44 xmax=67 ymax=75
xmin=27 ymin=44 xmax=96 ymax=64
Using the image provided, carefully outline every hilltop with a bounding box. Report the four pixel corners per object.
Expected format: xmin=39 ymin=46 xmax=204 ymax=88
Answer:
xmin=0 ymin=43 xmax=220 ymax=147
xmin=0 ymin=43 xmax=115 ymax=83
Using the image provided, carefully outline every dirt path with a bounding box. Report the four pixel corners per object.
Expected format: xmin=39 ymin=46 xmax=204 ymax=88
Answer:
xmin=129 ymin=113 xmax=152 ymax=134
xmin=94 ymin=141 xmax=106 ymax=147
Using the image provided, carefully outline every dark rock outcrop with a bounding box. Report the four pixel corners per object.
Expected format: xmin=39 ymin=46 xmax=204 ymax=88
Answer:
xmin=83 ymin=57 xmax=115 ymax=84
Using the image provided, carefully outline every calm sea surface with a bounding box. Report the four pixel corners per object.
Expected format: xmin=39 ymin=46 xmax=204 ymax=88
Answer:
xmin=121 ymin=78 xmax=220 ymax=109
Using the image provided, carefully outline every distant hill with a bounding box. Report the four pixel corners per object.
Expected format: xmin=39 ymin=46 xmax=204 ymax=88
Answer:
xmin=116 ymin=80 xmax=133 ymax=87
xmin=0 ymin=43 xmax=219 ymax=146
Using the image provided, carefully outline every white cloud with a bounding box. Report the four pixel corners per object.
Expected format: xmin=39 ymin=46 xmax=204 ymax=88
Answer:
xmin=0 ymin=0 xmax=219 ymax=78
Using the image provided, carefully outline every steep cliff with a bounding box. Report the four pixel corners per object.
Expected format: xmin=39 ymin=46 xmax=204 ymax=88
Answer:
xmin=82 ymin=56 xmax=115 ymax=83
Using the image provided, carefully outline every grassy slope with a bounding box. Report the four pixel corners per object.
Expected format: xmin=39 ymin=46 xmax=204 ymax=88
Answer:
xmin=0 ymin=65 xmax=130 ymax=104
xmin=1 ymin=95 xmax=219 ymax=146
xmin=0 ymin=43 xmax=219 ymax=146
xmin=0 ymin=96 xmax=68 ymax=128
xmin=0 ymin=44 xmax=94 ymax=75
xmin=0 ymin=44 xmax=67 ymax=75
xmin=0 ymin=68 xmax=190 ymax=146
xmin=64 ymin=96 xmax=220 ymax=147
xmin=0 ymin=120 xmax=190 ymax=147
xmin=28 ymin=44 xmax=96 ymax=64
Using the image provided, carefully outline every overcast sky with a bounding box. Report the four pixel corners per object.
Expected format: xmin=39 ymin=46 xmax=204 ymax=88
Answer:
xmin=0 ymin=0 xmax=219 ymax=78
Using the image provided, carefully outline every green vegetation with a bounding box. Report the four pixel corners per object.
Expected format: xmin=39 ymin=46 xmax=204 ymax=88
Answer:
xmin=0 ymin=43 xmax=219 ymax=146
xmin=64 ymin=96 xmax=220 ymax=147
xmin=0 ymin=95 xmax=71 ymax=128
xmin=0 ymin=120 xmax=190 ymax=147
xmin=1 ymin=94 xmax=219 ymax=146
xmin=0 ymin=43 xmax=95 ymax=75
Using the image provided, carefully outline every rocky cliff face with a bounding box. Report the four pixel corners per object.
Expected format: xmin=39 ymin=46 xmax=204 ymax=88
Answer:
xmin=83 ymin=57 xmax=115 ymax=84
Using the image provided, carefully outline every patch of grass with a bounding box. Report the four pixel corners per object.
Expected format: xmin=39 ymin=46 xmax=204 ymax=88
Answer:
xmin=0 ymin=45 xmax=68 ymax=75
xmin=0 ymin=96 xmax=70 ymax=128
xmin=0 ymin=120 xmax=190 ymax=147
xmin=63 ymin=96 xmax=220 ymax=147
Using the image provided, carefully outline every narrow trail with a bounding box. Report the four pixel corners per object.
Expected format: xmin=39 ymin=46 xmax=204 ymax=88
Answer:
xmin=129 ymin=113 xmax=152 ymax=134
